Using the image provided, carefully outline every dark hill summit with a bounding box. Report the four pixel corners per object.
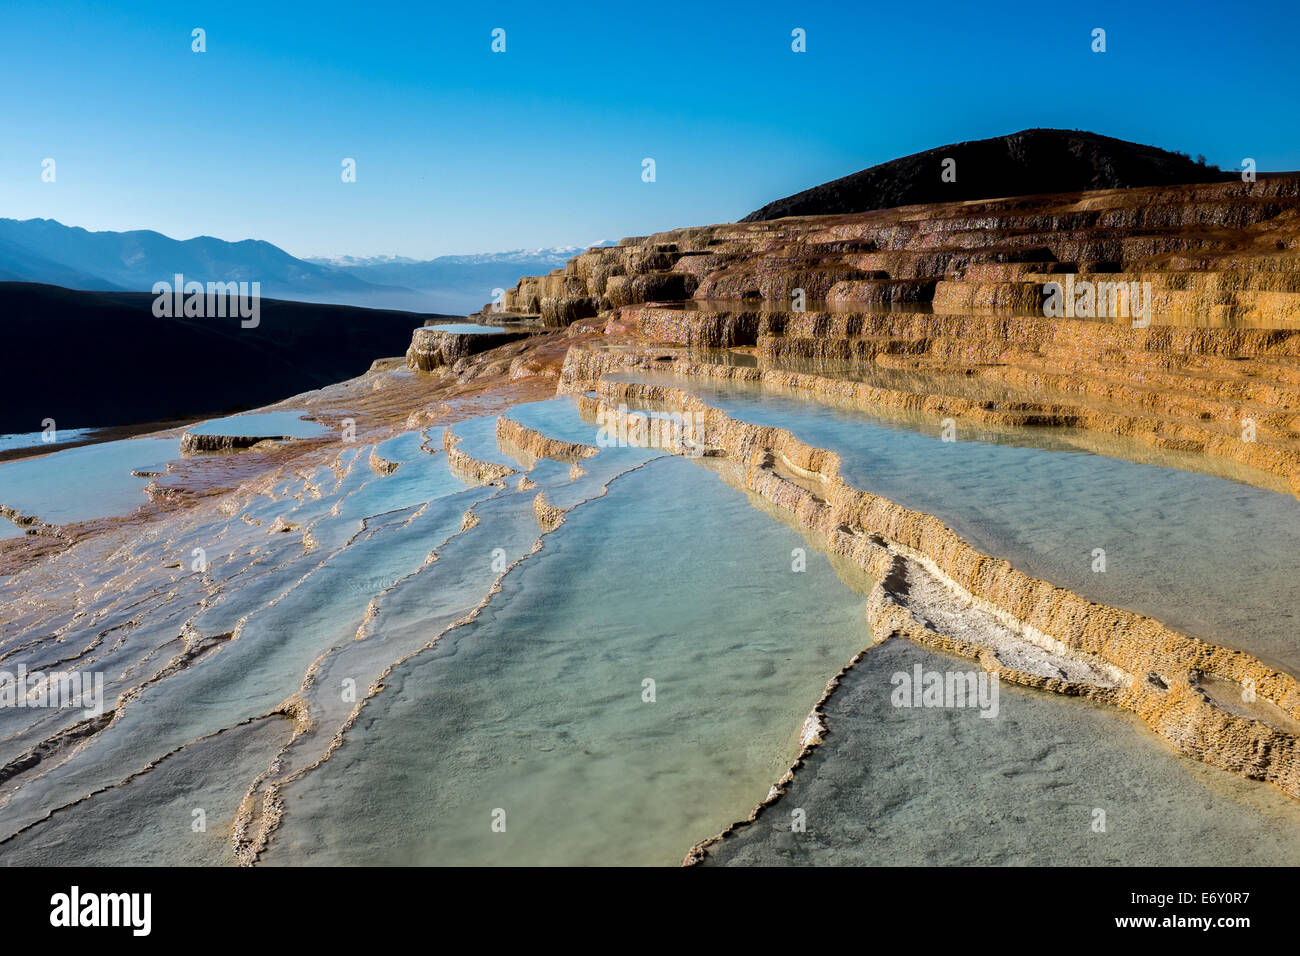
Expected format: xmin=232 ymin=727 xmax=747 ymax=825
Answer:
xmin=741 ymin=128 xmax=1232 ymax=221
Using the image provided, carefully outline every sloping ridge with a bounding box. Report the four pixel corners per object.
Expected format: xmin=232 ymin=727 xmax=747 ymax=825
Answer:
xmin=0 ymin=282 xmax=454 ymax=434
xmin=742 ymin=128 xmax=1232 ymax=221
xmin=0 ymin=217 xmax=415 ymax=300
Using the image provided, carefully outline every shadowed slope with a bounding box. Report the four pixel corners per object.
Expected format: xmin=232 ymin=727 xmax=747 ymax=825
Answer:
xmin=742 ymin=128 xmax=1231 ymax=221
xmin=0 ymin=283 xmax=453 ymax=433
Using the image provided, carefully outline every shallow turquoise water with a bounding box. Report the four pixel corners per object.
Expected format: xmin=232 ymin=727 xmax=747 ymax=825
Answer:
xmin=0 ymin=433 xmax=502 ymax=838
xmin=506 ymin=397 xmax=604 ymax=446
xmin=0 ymin=436 xmax=179 ymax=524
xmin=189 ymin=411 xmax=329 ymax=438
xmin=632 ymin=374 xmax=1300 ymax=675
xmin=0 ymin=428 xmax=97 ymax=453
xmin=704 ymin=638 xmax=1300 ymax=866
xmin=0 ymin=716 xmax=292 ymax=866
xmin=374 ymin=430 xmax=431 ymax=463
xmin=6 ymin=391 xmax=1300 ymax=867
xmin=424 ymin=323 xmax=511 ymax=335
xmin=265 ymin=455 xmax=869 ymax=865
xmin=445 ymin=413 xmax=521 ymax=470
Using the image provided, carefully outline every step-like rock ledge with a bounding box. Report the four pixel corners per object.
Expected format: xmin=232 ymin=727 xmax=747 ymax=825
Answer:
xmin=405 ymin=324 xmax=535 ymax=371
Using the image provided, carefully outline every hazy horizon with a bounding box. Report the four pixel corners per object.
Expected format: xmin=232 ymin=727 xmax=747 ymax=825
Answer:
xmin=0 ymin=215 xmax=611 ymax=264
xmin=4 ymin=0 xmax=1299 ymax=259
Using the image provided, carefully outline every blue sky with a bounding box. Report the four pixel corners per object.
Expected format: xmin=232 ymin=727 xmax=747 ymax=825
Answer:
xmin=2 ymin=0 xmax=1297 ymax=258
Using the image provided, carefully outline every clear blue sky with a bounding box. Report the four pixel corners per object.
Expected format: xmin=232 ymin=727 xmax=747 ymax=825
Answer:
xmin=2 ymin=0 xmax=1297 ymax=258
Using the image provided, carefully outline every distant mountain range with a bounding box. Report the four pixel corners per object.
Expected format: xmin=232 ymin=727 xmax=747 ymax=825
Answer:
xmin=305 ymin=245 xmax=612 ymax=314
xmin=306 ymin=247 xmax=604 ymax=269
xmin=743 ymin=128 xmax=1237 ymax=221
xmin=0 ymin=218 xmax=606 ymax=314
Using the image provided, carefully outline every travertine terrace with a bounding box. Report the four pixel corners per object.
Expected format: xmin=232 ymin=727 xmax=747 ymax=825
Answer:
xmin=492 ymin=177 xmax=1300 ymax=836
xmin=405 ymin=325 xmax=536 ymax=371
xmin=5 ymin=178 xmax=1300 ymax=865
xmin=520 ymin=178 xmax=1300 ymax=492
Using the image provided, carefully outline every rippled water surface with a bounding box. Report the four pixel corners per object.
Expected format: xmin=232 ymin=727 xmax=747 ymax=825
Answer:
xmin=265 ymin=409 xmax=869 ymax=865
xmin=705 ymin=638 xmax=1300 ymax=866
xmin=619 ymin=372 xmax=1300 ymax=675
xmin=5 ymin=387 xmax=1300 ymax=867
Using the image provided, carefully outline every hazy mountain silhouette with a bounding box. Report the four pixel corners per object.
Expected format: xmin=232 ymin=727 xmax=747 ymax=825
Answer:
xmin=306 ymin=245 xmax=613 ymax=314
xmin=0 ymin=218 xmax=608 ymax=314
xmin=0 ymin=218 xmax=406 ymax=303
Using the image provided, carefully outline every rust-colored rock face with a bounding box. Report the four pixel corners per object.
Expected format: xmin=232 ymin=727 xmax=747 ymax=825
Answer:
xmin=496 ymin=178 xmax=1300 ymax=326
xmin=519 ymin=180 xmax=1300 ymax=502
xmin=406 ymin=326 xmax=535 ymax=370
xmin=179 ymin=432 xmax=292 ymax=455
